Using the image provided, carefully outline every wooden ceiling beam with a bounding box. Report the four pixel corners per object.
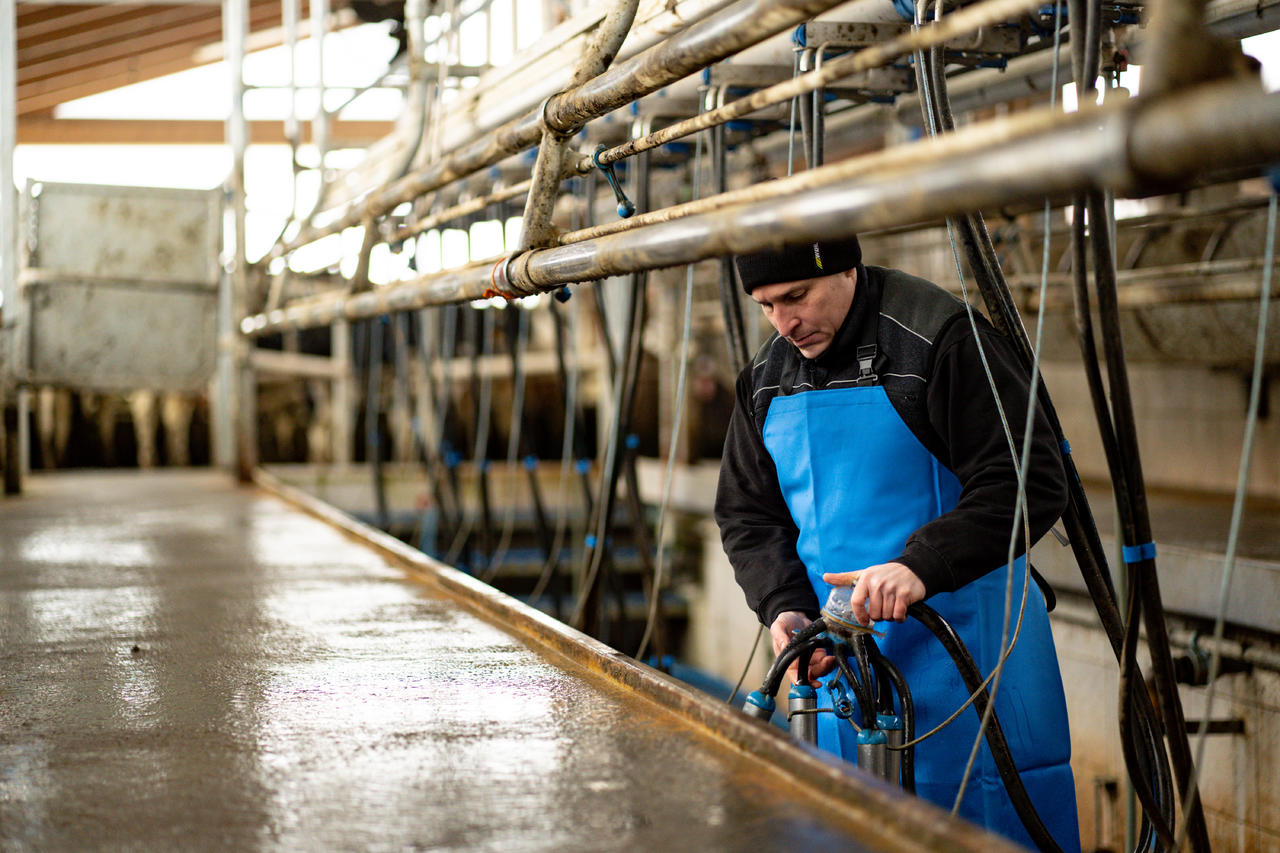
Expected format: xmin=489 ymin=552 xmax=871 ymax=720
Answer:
xmin=19 ymin=46 xmax=211 ymax=112
xmin=18 ymin=3 xmax=277 ymax=86
xmin=19 ymin=6 xmax=217 ymax=65
xmin=17 ymin=4 xmax=154 ymax=41
xmin=17 ymin=116 xmax=395 ymax=145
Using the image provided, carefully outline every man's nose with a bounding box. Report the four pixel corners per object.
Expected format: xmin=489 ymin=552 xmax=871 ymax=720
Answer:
xmin=774 ymin=307 xmax=799 ymax=336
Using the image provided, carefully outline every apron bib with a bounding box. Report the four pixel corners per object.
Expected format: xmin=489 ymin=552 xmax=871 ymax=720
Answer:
xmin=763 ymin=385 xmax=1080 ymax=852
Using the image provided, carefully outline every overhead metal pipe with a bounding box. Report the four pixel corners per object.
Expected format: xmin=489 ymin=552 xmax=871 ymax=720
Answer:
xmin=589 ymin=0 xmax=1045 ymax=170
xmin=519 ymin=0 xmax=639 ymax=250
xmin=271 ymin=0 xmax=849 ymax=260
xmin=242 ymin=80 xmax=1280 ymax=334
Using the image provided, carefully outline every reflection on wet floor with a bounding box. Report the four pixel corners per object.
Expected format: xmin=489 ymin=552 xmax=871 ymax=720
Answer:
xmin=1 ymin=470 xmax=904 ymax=852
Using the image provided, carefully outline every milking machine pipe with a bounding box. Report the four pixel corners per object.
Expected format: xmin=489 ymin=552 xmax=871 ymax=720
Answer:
xmin=866 ymin=640 xmax=915 ymax=793
xmin=906 ymin=602 xmax=1062 ymax=853
xmin=743 ymin=604 xmax=1056 ymax=851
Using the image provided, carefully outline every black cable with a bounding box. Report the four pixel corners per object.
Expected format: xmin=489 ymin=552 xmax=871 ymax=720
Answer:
xmin=365 ymin=316 xmax=390 ymax=531
xmin=867 ymin=642 xmax=916 ymax=794
xmin=909 ymin=603 xmax=1064 ymax=853
xmin=575 ymin=270 xmax=648 ymax=638
xmin=917 ymin=8 xmax=1178 ymax=845
xmin=499 ymin=307 xmax=566 ymax=610
xmin=1069 ymin=200 xmax=1169 ymax=853
xmin=833 ymin=648 xmax=876 ymax=731
xmin=757 ymin=619 xmax=832 ymax=697
xmin=1089 ymin=189 xmax=1208 ymax=852
xmin=851 ymin=636 xmax=878 ymax=730
xmin=413 ymin=308 xmax=462 ymax=555
xmin=711 ymin=110 xmax=751 ymax=369
xmin=463 ymin=308 xmax=491 ymax=571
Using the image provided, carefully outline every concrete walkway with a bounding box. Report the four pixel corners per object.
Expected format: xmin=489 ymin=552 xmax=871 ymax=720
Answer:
xmin=0 ymin=470 xmax=932 ymax=853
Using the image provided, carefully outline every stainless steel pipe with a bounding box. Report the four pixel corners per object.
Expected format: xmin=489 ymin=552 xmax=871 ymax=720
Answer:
xmin=242 ymin=80 xmax=1280 ymax=335
xmin=272 ymin=0 xmax=848 ymax=260
xmin=591 ymin=0 xmax=1044 ymax=168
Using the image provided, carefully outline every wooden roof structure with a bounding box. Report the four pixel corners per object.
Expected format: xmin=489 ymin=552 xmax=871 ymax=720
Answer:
xmin=15 ymin=0 xmax=393 ymax=145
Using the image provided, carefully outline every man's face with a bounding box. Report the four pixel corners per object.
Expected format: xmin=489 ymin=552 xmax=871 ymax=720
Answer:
xmin=749 ymin=268 xmax=856 ymax=359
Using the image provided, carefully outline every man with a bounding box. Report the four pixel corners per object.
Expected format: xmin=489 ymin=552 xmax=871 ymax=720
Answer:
xmin=714 ymin=235 xmax=1080 ymax=851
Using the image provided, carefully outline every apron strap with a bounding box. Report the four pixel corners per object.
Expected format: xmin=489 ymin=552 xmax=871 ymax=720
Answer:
xmin=854 ymin=272 xmax=882 ymax=387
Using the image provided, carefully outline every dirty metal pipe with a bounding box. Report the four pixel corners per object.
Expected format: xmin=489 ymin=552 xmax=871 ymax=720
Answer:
xmin=519 ymin=0 xmax=640 ymax=250
xmin=513 ymin=84 xmax=1280 ymax=291
xmin=243 ymin=81 xmax=1280 ymax=334
xmin=311 ymin=0 xmax=330 ymax=169
xmin=273 ymin=0 xmax=847 ymax=260
xmin=398 ymin=179 xmax=532 ymax=242
xmin=591 ymin=0 xmax=1045 ymax=169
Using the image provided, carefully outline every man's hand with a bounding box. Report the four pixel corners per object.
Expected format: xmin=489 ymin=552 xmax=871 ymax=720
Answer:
xmin=769 ymin=611 xmax=838 ymax=687
xmin=823 ymin=562 xmax=925 ymax=625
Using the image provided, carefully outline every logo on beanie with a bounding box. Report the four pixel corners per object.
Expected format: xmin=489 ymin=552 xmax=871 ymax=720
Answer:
xmin=813 ymin=243 xmax=823 ymax=270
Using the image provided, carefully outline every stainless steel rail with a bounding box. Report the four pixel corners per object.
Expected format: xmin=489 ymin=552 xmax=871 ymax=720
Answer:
xmin=243 ymin=80 xmax=1280 ymax=335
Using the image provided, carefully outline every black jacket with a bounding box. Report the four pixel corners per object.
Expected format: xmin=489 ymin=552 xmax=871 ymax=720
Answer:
xmin=714 ymin=265 xmax=1068 ymax=628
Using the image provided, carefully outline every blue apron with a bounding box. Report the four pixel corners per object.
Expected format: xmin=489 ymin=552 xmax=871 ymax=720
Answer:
xmin=763 ymin=384 xmax=1080 ymax=852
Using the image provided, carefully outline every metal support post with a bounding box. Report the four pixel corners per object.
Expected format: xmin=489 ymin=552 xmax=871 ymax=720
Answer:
xmin=311 ymin=0 xmax=330 ymax=172
xmin=332 ymin=318 xmax=353 ymax=463
xmin=223 ymin=0 xmax=254 ymax=480
xmin=518 ymin=0 xmax=639 ymax=249
xmin=1 ymin=0 xmax=19 ymax=493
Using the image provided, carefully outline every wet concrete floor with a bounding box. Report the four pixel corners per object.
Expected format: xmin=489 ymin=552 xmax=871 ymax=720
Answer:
xmin=1 ymin=470 xmax=892 ymax=852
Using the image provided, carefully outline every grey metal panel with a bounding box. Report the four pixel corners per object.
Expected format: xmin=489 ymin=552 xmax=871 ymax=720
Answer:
xmin=24 ymin=279 xmax=216 ymax=392
xmin=24 ymin=181 xmax=220 ymax=285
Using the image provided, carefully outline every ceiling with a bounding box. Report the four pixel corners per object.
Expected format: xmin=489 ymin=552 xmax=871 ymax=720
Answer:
xmin=14 ymin=1 xmax=392 ymax=145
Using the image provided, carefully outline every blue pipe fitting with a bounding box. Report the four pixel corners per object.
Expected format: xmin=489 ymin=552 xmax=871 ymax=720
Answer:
xmin=788 ymin=683 xmax=818 ymax=745
xmin=856 ymin=727 xmax=890 ymax=779
xmin=592 ymin=144 xmax=636 ymax=218
xmin=878 ymin=713 xmax=904 ymax=787
xmin=743 ymin=690 xmax=776 ymax=722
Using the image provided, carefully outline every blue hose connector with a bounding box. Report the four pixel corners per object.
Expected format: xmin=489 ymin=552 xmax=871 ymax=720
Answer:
xmin=744 ymin=690 xmax=776 ymax=722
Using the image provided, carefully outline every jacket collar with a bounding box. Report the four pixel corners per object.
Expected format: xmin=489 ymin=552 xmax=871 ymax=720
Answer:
xmin=813 ymin=263 xmax=876 ymax=369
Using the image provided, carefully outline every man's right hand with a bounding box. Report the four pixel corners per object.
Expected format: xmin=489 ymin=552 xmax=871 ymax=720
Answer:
xmin=769 ymin=611 xmax=837 ymax=687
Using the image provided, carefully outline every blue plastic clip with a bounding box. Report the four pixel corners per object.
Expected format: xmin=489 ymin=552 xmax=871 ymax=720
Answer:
xmin=1060 ymin=439 xmax=1072 ymax=455
xmin=829 ymin=681 xmax=855 ymax=720
xmin=1122 ymin=542 xmax=1157 ymax=564
xmin=585 ymin=534 xmax=598 ymax=549
xmin=553 ymin=286 xmax=572 ymax=303
xmin=625 ymin=434 xmax=640 ymax=450
xmin=575 ymin=458 xmax=591 ymax=474
xmin=523 ymin=454 xmax=539 ymax=471
xmin=592 ymin=144 xmax=636 ymax=218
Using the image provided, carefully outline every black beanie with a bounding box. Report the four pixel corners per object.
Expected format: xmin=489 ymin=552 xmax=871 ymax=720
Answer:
xmin=734 ymin=235 xmax=862 ymax=294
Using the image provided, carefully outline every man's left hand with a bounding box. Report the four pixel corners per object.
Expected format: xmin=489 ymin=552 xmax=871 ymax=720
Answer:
xmin=822 ymin=562 xmax=925 ymax=625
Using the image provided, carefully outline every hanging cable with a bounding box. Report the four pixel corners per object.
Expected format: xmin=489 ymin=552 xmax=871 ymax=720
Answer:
xmin=482 ymin=303 xmax=530 ymax=579
xmin=400 ymin=311 xmax=449 ymax=553
xmin=1177 ymin=188 xmax=1277 ymax=853
xmin=365 ymin=315 xmax=391 ymax=531
xmin=912 ymin=0 xmax=1034 ymax=814
xmin=636 ymin=111 xmax=707 ymax=662
xmin=909 ymin=603 xmax=1065 ymax=853
xmin=530 ymin=177 xmax=595 ymax=612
